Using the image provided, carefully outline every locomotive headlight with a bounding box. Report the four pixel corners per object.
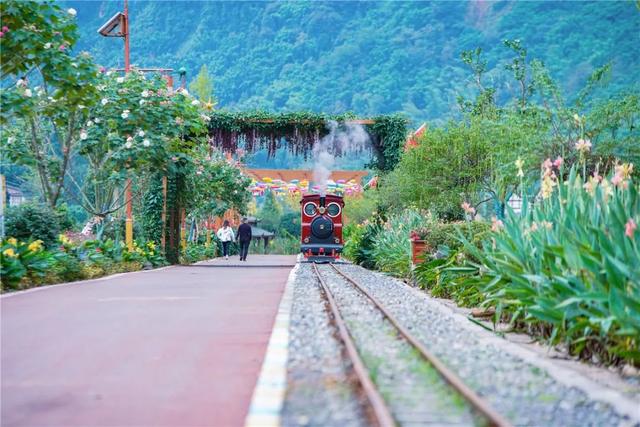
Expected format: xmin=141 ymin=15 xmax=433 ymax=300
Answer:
xmin=335 ymin=238 xmax=340 ymax=244
xmin=327 ymin=202 xmax=341 ymax=217
xmin=304 ymin=237 xmax=310 ymax=243
xmin=303 ymin=202 xmax=318 ymax=217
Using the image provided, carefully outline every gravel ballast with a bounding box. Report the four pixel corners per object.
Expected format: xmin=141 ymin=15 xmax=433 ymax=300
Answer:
xmin=281 ymin=263 xmax=369 ymax=427
xmin=334 ymin=263 xmax=639 ymax=427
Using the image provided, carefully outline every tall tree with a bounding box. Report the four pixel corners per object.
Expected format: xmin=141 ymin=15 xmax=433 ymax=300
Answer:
xmin=1 ymin=0 xmax=98 ymax=209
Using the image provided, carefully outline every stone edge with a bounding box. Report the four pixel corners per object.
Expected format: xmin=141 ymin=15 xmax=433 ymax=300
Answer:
xmin=244 ymin=260 xmax=298 ymax=427
xmin=394 ymin=275 xmax=640 ymax=424
xmin=1 ymin=257 xmax=229 ymax=299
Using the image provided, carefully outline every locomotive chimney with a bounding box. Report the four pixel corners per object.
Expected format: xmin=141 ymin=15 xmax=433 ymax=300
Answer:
xmin=319 ymin=196 xmax=326 ymax=208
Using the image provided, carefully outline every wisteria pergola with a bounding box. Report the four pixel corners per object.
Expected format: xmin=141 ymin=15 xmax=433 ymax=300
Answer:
xmin=206 ymin=111 xmax=409 ymax=172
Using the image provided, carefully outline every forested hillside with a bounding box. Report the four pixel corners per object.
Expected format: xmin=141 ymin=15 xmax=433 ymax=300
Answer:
xmin=68 ymin=1 xmax=639 ymax=124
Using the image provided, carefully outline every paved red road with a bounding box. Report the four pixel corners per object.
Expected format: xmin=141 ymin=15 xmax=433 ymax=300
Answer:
xmin=1 ymin=256 xmax=295 ymax=427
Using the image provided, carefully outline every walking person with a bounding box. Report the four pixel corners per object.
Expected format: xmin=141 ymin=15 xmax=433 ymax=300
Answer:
xmin=237 ymin=217 xmax=252 ymax=261
xmin=216 ymin=220 xmax=235 ymax=260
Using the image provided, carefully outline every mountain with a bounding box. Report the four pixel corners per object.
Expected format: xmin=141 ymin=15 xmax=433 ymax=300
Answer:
xmin=68 ymin=1 xmax=639 ymax=125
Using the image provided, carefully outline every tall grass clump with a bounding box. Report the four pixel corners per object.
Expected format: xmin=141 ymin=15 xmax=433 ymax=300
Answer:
xmin=465 ymin=163 xmax=639 ymax=365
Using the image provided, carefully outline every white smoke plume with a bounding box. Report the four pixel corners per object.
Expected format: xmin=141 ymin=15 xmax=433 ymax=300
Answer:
xmin=312 ymin=121 xmax=371 ymax=196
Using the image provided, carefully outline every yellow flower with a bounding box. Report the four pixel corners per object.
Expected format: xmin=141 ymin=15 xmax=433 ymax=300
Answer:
xmin=7 ymin=237 xmax=18 ymax=246
xmin=540 ymin=175 xmax=556 ymax=199
xmin=58 ymin=234 xmax=71 ymax=244
xmin=515 ymin=158 xmax=524 ymax=178
xmin=615 ymin=163 xmax=634 ymax=180
xmin=3 ymin=248 xmax=17 ymax=258
xmin=28 ymin=240 xmax=43 ymax=252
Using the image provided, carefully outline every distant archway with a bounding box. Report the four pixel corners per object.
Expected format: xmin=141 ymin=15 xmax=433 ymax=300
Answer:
xmin=206 ymin=111 xmax=408 ymax=172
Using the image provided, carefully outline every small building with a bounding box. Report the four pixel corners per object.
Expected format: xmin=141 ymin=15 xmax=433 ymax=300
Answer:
xmin=7 ymin=184 xmax=27 ymax=206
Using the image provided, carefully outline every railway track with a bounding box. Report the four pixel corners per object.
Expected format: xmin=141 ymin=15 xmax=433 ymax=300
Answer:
xmin=311 ymin=262 xmax=512 ymax=427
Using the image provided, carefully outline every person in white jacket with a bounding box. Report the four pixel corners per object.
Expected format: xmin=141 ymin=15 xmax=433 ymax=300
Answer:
xmin=216 ymin=220 xmax=235 ymax=260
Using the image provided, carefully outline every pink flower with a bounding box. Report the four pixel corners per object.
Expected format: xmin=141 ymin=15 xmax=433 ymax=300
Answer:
xmin=491 ymin=216 xmax=504 ymax=232
xmin=611 ymin=174 xmax=623 ymax=187
xmin=461 ymin=202 xmax=476 ymax=216
xmin=2 ymin=26 xmax=9 ymax=32
xmin=543 ymin=158 xmax=553 ymax=170
xmin=0 ymin=32 xmax=4 ymax=38
xmin=59 ymin=44 xmax=66 ymax=51
xmin=626 ymin=219 xmax=637 ymax=239
xmin=99 ymin=66 xmax=106 ymax=73
xmin=553 ymin=157 xmax=563 ymax=168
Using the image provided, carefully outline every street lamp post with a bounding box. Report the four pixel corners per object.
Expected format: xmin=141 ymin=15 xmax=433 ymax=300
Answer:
xmin=98 ymin=0 xmax=133 ymax=250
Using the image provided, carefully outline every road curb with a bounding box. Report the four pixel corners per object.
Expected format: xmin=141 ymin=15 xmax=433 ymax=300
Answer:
xmin=244 ymin=261 xmax=298 ymax=427
xmin=401 ymin=282 xmax=640 ymax=424
xmin=0 ymin=265 xmax=175 ymax=299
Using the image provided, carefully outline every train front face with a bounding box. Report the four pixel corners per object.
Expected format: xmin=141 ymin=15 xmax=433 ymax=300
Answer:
xmin=300 ymin=194 xmax=344 ymax=262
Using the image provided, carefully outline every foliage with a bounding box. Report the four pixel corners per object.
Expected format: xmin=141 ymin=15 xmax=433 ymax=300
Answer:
xmin=380 ymin=121 xmax=495 ymax=219
xmin=343 ymin=190 xmax=379 ymax=226
xmin=140 ymin=174 xmax=165 ymax=245
xmin=205 ymin=110 xmax=407 ymax=171
xmin=4 ymin=203 xmax=62 ymax=247
xmin=1 ymin=235 xmax=168 ymax=291
xmin=413 ymin=221 xmax=491 ymax=306
xmin=181 ymin=149 xmax=251 ymax=219
xmin=1 ymin=0 xmax=99 ymax=209
xmin=279 ymin=211 xmax=301 ymax=237
xmin=413 ymin=220 xmax=491 ymax=254
xmin=70 ymin=1 xmax=639 ymax=124
xmin=189 ymin=64 xmax=217 ymax=107
xmin=1 ymin=238 xmax=50 ymax=288
xmin=181 ymin=242 xmax=217 ymax=264
xmin=345 ymin=209 xmax=429 ymax=277
xmin=382 ymin=42 xmax=638 ymax=221
xmin=68 ymin=69 xmax=208 ymax=219
xmin=0 ymin=0 xmax=98 ymax=120
xmin=343 ymin=220 xmax=381 ymax=269
xmin=461 ymin=165 xmax=639 ymax=365
xmin=258 ymin=190 xmax=282 ymax=232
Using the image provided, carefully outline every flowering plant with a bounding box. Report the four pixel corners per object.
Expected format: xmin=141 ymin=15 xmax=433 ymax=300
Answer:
xmin=462 ymin=163 xmax=639 ymax=365
xmin=1 ymin=237 xmax=53 ymax=289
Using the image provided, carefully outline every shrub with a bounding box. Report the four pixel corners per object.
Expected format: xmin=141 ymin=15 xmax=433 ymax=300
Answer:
xmin=1 ymin=238 xmax=52 ymax=290
xmin=371 ymin=210 xmax=433 ymax=277
xmin=413 ymin=220 xmax=492 ymax=305
xmin=5 ymin=203 xmax=61 ymax=247
xmin=279 ymin=211 xmax=301 ymax=237
xmin=343 ymin=220 xmax=382 ymax=269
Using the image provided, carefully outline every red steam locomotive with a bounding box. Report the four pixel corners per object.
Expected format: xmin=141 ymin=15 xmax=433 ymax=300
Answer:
xmin=300 ymin=194 xmax=344 ymax=262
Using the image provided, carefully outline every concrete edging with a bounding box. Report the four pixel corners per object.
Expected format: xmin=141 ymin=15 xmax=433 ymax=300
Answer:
xmin=0 ymin=261 xmax=202 ymax=300
xmin=244 ymin=261 xmax=298 ymax=427
xmin=401 ymin=281 xmax=640 ymax=424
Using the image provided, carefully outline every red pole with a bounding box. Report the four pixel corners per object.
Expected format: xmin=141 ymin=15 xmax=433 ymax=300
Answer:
xmin=123 ymin=0 xmax=130 ymax=72
xmin=123 ymin=0 xmax=133 ymax=250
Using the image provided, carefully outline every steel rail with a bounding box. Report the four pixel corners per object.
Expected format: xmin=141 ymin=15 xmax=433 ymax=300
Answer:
xmin=329 ymin=263 xmax=513 ymax=427
xmin=311 ymin=263 xmax=396 ymax=427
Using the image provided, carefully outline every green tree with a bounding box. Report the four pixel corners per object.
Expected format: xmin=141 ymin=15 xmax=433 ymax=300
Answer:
xmin=1 ymin=0 xmax=99 ymax=209
xmin=258 ymin=190 xmax=282 ymax=232
xmin=188 ymin=65 xmax=217 ymax=107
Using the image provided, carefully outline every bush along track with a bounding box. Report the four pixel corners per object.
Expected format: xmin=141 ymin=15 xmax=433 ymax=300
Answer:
xmin=0 ymin=234 xmax=219 ymax=292
xmin=346 ymin=163 xmax=639 ymax=367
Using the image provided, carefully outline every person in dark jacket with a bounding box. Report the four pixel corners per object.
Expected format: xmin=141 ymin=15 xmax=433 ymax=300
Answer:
xmin=236 ymin=217 xmax=252 ymax=261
